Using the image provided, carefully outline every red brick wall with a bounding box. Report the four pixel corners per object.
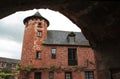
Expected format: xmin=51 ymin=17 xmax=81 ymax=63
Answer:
xmin=21 ymin=44 xmax=96 ymax=69
xmin=22 ymin=70 xmax=97 ymax=79
xmin=20 ymin=18 xmax=97 ymax=79
xmin=21 ymin=19 xmax=48 ymax=67
xmin=29 ymin=46 xmax=95 ymax=69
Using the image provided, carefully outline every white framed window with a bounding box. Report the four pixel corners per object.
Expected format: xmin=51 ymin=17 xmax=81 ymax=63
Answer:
xmin=37 ymin=31 xmax=42 ymax=37
xmin=85 ymin=71 xmax=94 ymax=79
xmin=36 ymin=51 xmax=41 ymax=59
xmin=51 ymin=48 xmax=56 ymax=59
xmin=65 ymin=72 xmax=72 ymax=79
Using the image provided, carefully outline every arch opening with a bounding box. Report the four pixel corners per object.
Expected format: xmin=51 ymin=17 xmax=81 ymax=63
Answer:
xmin=0 ymin=8 xmax=81 ymax=59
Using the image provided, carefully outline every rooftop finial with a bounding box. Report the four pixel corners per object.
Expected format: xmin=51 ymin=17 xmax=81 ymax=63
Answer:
xmin=34 ymin=11 xmax=42 ymax=17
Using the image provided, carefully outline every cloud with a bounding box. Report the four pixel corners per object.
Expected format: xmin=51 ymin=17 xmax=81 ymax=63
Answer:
xmin=0 ymin=14 xmax=24 ymax=43
xmin=0 ymin=9 xmax=81 ymax=59
xmin=0 ymin=9 xmax=41 ymax=59
xmin=0 ymin=23 xmax=24 ymax=43
xmin=39 ymin=9 xmax=81 ymax=32
xmin=0 ymin=39 xmax=22 ymax=59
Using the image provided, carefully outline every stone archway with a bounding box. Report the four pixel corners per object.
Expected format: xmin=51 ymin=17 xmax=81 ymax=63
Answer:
xmin=1 ymin=1 xmax=120 ymax=79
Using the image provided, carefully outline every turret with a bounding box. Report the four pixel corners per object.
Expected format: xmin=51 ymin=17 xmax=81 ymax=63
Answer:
xmin=21 ymin=12 xmax=49 ymax=67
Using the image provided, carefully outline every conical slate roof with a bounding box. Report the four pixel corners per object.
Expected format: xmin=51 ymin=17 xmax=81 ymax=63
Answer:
xmin=23 ymin=11 xmax=49 ymax=26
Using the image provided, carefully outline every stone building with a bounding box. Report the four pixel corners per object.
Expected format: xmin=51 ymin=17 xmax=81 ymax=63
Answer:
xmin=0 ymin=57 xmax=19 ymax=71
xmin=0 ymin=57 xmax=20 ymax=79
xmin=20 ymin=12 xmax=97 ymax=79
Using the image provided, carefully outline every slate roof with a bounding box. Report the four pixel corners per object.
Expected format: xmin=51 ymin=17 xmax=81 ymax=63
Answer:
xmin=43 ymin=30 xmax=90 ymax=46
xmin=0 ymin=57 xmax=20 ymax=64
xmin=23 ymin=12 xmax=49 ymax=26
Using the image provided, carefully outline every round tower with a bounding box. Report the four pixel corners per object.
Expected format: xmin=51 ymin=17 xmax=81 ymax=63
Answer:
xmin=21 ymin=12 xmax=49 ymax=67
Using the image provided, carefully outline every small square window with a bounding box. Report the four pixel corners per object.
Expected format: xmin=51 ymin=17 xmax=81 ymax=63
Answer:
xmin=51 ymin=48 xmax=56 ymax=59
xmin=65 ymin=72 xmax=72 ymax=79
xmin=37 ymin=23 xmax=42 ymax=28
xmin=36 ymin=51 xmax=41 ymax=59
xmin=38 ymin=31 xmax=42 ymax=37
xmin=85 ymin=71 xmax=94 ymax=79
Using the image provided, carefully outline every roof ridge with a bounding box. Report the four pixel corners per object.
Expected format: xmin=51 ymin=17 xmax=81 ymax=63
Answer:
xmin=0 ymin=57 xmax=20 ymax=60
xmin=47 ymin=30 xmax=81 ymax=33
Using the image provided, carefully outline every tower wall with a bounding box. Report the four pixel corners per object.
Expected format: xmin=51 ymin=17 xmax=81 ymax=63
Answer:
xmin=21 ymin=18 xmax=48 ymax=67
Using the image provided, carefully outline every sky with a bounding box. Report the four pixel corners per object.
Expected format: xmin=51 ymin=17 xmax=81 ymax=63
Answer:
xmin=0 ymin=9 xmax=81 ymax=59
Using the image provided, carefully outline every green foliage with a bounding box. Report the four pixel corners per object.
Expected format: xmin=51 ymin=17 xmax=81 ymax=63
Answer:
xmin=0 ymin=72 xmax=14 ymax=79
xmin=24 ymin=65 xmax=34 ymax=72
xmin=39 ymin=66 xmax=48 ymax=70
xmin=73 ymin=66 xmax=86 ymax=72
xmin=1 ymin=68 xmax=12 ymax=73
xmin=16 ymin=61 xmax=21 ymax=70
xmin=50 ymin=65 xmax=56 ymax=71
xmin=0 ymin=62 xmax=20 ymax=79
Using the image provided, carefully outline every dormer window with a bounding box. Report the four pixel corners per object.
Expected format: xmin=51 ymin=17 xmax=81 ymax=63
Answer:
xmin=67 ymin=32 xmax=76 ymax=43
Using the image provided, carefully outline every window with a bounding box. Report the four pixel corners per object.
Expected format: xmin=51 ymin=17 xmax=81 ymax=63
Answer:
xmin=65 ymin=72 xmax=72 ymax=79
xmin=1 ymin=63 xmax=6 ymax=68
xmin=69 ymin=37 xmax=75 ymax=43
xmin=49 ymin=72 xmax=54 ymax=79
xmin=36 ymin=51 xmax=41 ymax=59
xmin=34 ymin=72 xmax=41 ymax=79
xmin=67 ymin=32 xmax=76 ymax=43
xmin=37 ymin=22 xmax=42 ymax=28
xmin=68 ymin=48 xmax=77 ymax=66
xmin=51 ymin=48 xmax=56 ymax=59
xmin=7 ymin=63 xmax=12 ymax=68
xmin=37 ymin=31 xmax=42 ymax=37
xmin=85 ymin=71 xmax=94 ymax=79
xmin=12 ymin=64 xmax=16 ymax=69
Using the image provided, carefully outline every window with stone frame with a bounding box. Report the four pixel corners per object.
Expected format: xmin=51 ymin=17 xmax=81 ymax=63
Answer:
xmin=51 ymin=48 xmax=56 ymax=59
xmin=36 ymin=51 xmax=41 ymax=59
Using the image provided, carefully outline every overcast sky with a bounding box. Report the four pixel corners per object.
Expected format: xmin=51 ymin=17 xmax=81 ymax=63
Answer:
xmin=0 ymin=9 xmax=81 ymax=59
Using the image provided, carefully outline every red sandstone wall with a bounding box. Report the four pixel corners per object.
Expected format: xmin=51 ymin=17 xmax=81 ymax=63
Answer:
xmin=29 ymin=46 xmax=95 ymax=69
xmin=20 ymin=18 xmax=97 ymax=79
xmin=25 ymin=70 xmax=97 ymax=79
xmin=21 ymin=19 xmax=48 ymax=67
